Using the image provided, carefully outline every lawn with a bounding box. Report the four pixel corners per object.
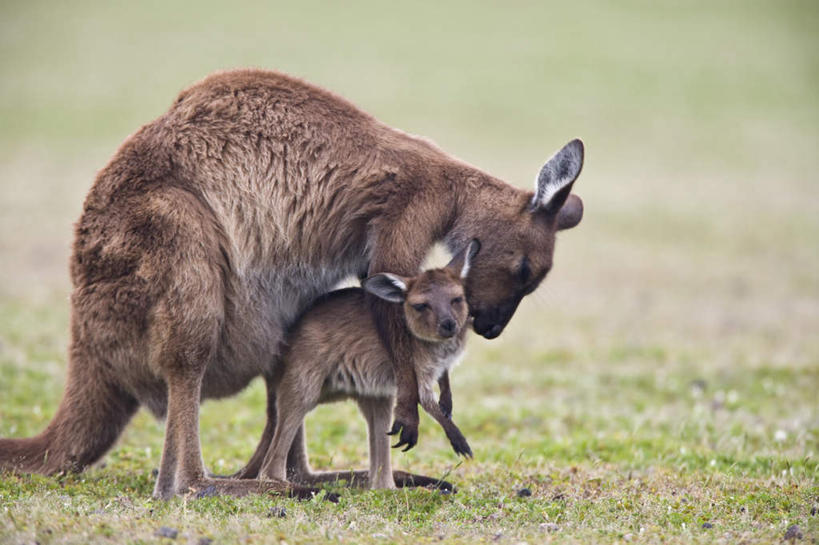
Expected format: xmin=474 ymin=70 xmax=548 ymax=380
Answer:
xmin=1 ymin=1 xmax=817 ymax=543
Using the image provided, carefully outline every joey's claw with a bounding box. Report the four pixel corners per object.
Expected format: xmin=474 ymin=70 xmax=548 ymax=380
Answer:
xmin=388 ymin=418 xmax=418 ymax=451
xmin=386 ymin=421 xmax=401 ymax=436
xmin=400 ymin=423 xmax=418 ymax=451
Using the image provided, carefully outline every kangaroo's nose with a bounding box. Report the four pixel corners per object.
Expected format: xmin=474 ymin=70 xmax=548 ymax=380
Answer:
xmin=439 ymin=319 xmax=456 ymax=338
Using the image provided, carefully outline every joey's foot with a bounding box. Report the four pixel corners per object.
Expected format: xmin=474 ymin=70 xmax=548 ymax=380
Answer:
xmin=393 ymin=470 xmax=457 ymax=493
xmin=291 ymin=469 xmax=456 ymax=493
xmin=169 ymin=478 xmax=324 ymax=501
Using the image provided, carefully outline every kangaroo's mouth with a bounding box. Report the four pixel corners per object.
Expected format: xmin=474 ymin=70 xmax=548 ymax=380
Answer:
xmin=471 ymin=314 xmax=506 ymax=339
xmin=474 ymin=322 xmax=503 ymax=339
xmin=470 ymin=297 xmax=522 ymax=339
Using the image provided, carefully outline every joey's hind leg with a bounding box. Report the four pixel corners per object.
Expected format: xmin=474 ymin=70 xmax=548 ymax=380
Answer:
xmin=284 ymin=407 xmax=457 ymax=492
xmin=357 ymin=397 xmax=395 ymax=489
xmin=259 ymin=373 xmax=320 ymax=483
xmin=154 ymin=347 xmax=318 ymax=500
xmin=230 ymin=376 xmax=278 ymax=479
xmin=150 ymin=297 xmax=314 ymax=497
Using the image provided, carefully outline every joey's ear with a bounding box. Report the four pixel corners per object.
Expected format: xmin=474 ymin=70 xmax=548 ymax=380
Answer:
xmin=531 ymin=138 xmax=584 ymax=213
xmin=557 ymin=194 xmax=584 ymax=230
xmin=445 ymin=239 xmax=481 ymax=279
xmin=362 ymin=273 xmax=408 ymax=303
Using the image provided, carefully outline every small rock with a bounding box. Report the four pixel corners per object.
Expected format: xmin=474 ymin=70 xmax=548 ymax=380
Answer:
xmin=324 ymin=491 xmax=340 ymax=503
xmin=783 ymin=524 xmax=803 ymax=541
xmin=267 ymin=506 xmax=287 ymax=518
xmin=517 ymin=488 xmax=532 ymax=498
xmin=690 ymin=379 xmax=707 ymax=393
xmin=493 ymin=532 xmax=503 ymax=541
xmin=156 ymin=526 xmax=178 ymax=539
xmin=198 ymin=539 xmax=213 ymax=545
xmin=623 ymin=533 xmax=633 ymax=542
xmin=540 ymin=522 xmax=559 ymax=532
xmin=702 ymin=522 xmax=713 ymax=529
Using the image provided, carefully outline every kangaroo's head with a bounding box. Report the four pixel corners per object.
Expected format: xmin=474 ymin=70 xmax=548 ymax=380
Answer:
xmin=363 ymin=240 xmax=480 ymax=342
xmin=458 ymin=139 xmax=585 ymax=339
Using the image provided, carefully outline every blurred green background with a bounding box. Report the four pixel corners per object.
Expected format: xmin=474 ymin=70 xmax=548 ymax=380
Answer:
xmin=0 ymin=1 xmax=817 ymax=542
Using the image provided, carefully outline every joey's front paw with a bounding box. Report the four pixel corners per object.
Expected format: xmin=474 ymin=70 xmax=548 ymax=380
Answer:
xmin=387 ymin=404 xmax=418 ymax=452
xmin=388 ymin=418 xmax=419 ymax=451
xmin=438 ymin=393 xmax=453 ymax=420
xmin=447 ymin=430 xmax=473 ymax=458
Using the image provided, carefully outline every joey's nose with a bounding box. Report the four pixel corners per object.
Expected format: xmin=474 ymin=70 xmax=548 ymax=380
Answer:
xmin=439 ymin=319 xmax=456 ymax=338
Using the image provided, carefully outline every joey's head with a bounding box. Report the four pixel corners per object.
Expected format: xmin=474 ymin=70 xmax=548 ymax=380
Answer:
xmin=456 ymin=139 xmax=585 ymax=339
xmin=363 ymin=240 xmax=480 ymax=342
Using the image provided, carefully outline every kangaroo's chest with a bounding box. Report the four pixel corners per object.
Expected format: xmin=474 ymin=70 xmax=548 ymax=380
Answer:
xmin=201 ymin=259 xmax=367 ymax=399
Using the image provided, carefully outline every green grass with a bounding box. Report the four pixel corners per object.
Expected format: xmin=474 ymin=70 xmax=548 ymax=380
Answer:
xmin=1 ymin=0 xmax=817 ymax=543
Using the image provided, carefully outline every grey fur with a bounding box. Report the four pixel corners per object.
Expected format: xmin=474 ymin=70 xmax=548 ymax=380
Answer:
xmin=532 ymin=139 xmax=585 ymax=210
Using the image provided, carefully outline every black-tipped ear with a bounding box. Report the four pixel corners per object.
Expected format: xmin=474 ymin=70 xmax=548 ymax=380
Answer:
xmin=532 ymin=138 xmax=584 ymax=213
xmin=446 ymin=239 xmax=481 ymax=279
xmin=557 ymin=194 xmax=583 ymax=230
xmin=362 ymin=273 xmax=408 ymax=303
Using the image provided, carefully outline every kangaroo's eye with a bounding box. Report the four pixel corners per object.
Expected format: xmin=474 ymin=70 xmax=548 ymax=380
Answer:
xmin=450 ymin=297 xmax=463 ymax=305
xmin=412 ymin=303 xmax=429 ymax=312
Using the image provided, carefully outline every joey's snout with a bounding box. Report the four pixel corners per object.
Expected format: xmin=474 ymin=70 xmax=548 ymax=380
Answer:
xmin=438 ymin=318 xmax=457 ymax=338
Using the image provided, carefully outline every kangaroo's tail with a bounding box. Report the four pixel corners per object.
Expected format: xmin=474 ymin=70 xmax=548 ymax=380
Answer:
xmin=0 ymin=345 xmax=139 ymax=475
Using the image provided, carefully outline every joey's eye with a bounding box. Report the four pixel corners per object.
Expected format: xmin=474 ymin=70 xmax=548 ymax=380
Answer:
xmin=518 ymin=257 xmax=531 ymax=284
xmin=412 ymin=303 xmax=429 ymax=312
xmin=450 ymin=296 xmax=463 ymax=305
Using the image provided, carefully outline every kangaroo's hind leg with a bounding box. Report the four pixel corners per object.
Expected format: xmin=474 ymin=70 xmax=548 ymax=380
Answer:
xmin=146 ymin=187 xmax=317 ymax=500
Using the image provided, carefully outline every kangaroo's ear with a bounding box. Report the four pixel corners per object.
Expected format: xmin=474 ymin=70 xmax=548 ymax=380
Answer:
xmin=446 ymin=239 xmax=481 ymax=279
xmin=557 ymin=194 xmax=584 ymax=230
xmin=362 ymin=273 xmax=408 ymax=303
xmin=531 ymin=138 xmax=584 ymax=214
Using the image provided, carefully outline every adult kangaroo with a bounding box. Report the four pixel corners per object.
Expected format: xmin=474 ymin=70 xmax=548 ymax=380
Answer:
xmin=0 ymin=69 xmax=585 ymax=499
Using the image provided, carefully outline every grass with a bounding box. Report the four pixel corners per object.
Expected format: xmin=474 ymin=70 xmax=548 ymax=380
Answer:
xmin=1 ymin=0 xmax=817 ymax=543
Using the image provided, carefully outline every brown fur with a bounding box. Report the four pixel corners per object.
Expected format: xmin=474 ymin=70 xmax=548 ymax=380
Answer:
xmin=0 ymin=69 xmax=584 ymax=498
xmin=262 ymin=245 xmax=476 ymax=490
